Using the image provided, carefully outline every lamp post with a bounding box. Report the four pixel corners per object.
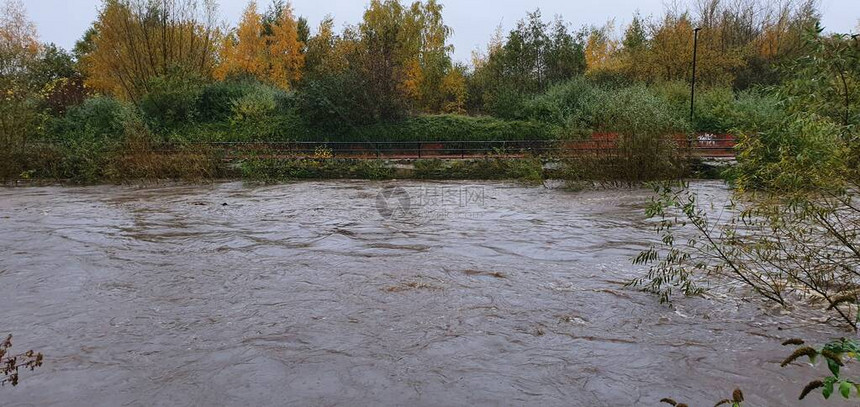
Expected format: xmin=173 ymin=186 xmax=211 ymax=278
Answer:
xmin=690 ymin=27 xmax=701 ymax=123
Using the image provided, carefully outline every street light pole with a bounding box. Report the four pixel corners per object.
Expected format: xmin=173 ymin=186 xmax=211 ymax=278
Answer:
xmin=690 ymin=27 xmax=701 ymax=123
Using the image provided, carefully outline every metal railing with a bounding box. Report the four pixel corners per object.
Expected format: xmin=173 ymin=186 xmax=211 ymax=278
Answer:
xmin=168 ymin=136 xmax=737 ymax=160
xmin=32 ymin=135 xmax=736 ymax=160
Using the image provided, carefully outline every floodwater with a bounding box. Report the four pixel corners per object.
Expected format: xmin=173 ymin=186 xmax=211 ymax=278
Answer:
xmin=0 ymin=181 xmax=850 ymax=406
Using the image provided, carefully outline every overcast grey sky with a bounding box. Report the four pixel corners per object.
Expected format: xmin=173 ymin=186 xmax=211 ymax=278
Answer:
xmin=21 ymin=0 xmax=860 ymax=63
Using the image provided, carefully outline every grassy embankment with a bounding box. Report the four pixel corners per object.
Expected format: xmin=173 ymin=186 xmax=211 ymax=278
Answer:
xmin=3 ymin=78 xmax=773 ymax=184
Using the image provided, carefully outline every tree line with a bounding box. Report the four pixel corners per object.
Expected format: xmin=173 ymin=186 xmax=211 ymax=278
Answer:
xmin=3 ymin=0 xmax=840 ymax=123
xmin=0 ymin=0 xmax=857 ymax=181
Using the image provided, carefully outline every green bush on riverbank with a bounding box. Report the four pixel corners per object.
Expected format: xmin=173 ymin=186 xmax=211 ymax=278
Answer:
xmin=3 ymin=74 xmax=762 ymax=183
xmin=238 ymin=157 xmax=545 ymax=183
xmin=2 ymin=41 xmax=793 ymax=184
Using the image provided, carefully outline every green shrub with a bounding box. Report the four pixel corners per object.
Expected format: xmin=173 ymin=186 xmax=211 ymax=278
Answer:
xmin=522 ymin=79 xmax=690 ymax=138
xmin=691 ymin=87 xmax=735 ymax=133
xmin=591 ymin=84 xmax=690 ymax=136
xmin=138 ymin=68 xmax=205 ymax=132
xmin=41 ymin=97 xmax=154 ymax=182
xmin=231 ymin=85 xmax=279 ymax=124
xmin=297 ymin=72 xmax=382 ymax=132
xmin=195 ymin=79 xmax=296 ymax=123
xmin=521 ymin=80 xmax=693 ymax=182
xmin=651 ymin=82 xmax=785 ymax=135
xmin=352 ymin=160 xmax=395 ymax=179
xmin=340 ymin=115 xmax=559 ymax=143
xmin=0 ymin=91 xmax=42 ymax=181
xmin=652 ymin=80 xmax=691 ymax=112
xmin=722 ymin=91 xmax=785 ymax=134
xmin=239 ymin=158 xmax=395 ymax=181
xmin=197 ymin=79 xmax=256 ymax=122
xmin=734 ymin=111 xmax=847 ymax=191
xmin=413 ymin=157 xmax=544 ymax=182
xmin=522 ymin=77 xmax=601 ymax=133
xmin=485 ymin=85 xmax=527 ymax=119
xmin=48 ymin=96 xmax=130 ymax=142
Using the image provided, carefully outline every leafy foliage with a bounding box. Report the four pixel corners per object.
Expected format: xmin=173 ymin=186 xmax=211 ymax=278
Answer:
xmin=0 ymin=0 xmax=41 ymax=179
xmin=80 ymin=0 xmax=220 ymax=103
xmin=629 ymin=25 xmax=860 ymax=328
xmin=214 ymin=0 xmax=305 ymax=90
xmin=138 ymin=68 xmax=205 ymax=132
xmin=584 ymin=0 xmax=820 ymax=89
xmin=469 ymin=11 xmax=586 ymax=116
xmin=629 ymin=181 xmax=860 ymax=329
xmin=782 ymin=338 xmax=860 ymax=401
xmin=2 ymin=0 xmax=856 ymax=185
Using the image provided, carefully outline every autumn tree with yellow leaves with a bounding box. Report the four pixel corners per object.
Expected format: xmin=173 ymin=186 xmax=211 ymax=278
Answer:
xmin=0 ymin=0 xmax=38 ymax=79
xmin=0 ymin=0 xmax=39 ymax=144
xmin=303 ymin=17 xmax=339 ymax=79
xmin=587 ymin=0 xmax=821 ymax=88
xmin=302 ymin=0 xmax=461 ymax=121
xmin=584 ymin=20 xmax=620 ymax=74
xmin=215 ymin=0 xmax=305 ymax=90
xmin=355 ymin=0 xmax=422 ymax=119
xmin=413 ymin=0 xmax=455 ymax=112
xmin=267 ymin=2 xmax=304 ymax=88
xmin=0 ymin=0 xmax=41 ymax=176
xmin=79 ymin=0 xmax=220 ymax=104
xmin=215 ymin=2 xmax=266 ymax=81
xmin=440 ymin=64 xmax=467 ymax=113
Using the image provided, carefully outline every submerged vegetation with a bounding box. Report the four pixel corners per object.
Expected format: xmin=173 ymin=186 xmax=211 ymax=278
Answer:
xmin=1 ymin=334 xmax=43 ymax=387
xmin=1 ymin=0 xmax=852 ymax=183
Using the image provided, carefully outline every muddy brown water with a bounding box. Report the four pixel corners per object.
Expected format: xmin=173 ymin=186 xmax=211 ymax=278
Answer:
xmin=0 ymin=181 xmax=851 ymax=406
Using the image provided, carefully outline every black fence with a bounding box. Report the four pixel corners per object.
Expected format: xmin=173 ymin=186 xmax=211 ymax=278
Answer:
xmin=176 ymin=136 xmax=736 ymax=160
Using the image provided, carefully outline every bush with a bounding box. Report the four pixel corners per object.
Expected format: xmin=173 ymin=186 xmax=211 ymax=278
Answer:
xmin=722 ymin=91 xmax=785 ymax=134
xmin=230 ymin=85 xmax=279 ymax=124
xmin=146 ymin=79 xmax=310 ymax=143
xmin=239 ymin=158 xmax=395 ymax=181
xmin=733 ymin=112 xmax=847 ymax=191
xmin=40 ymin=97 xmax=155 ymax=182
xmin=651 ymin=83 xmax=786 ymax=135
xmin=690 ymin=87 xmax=735 ymax=133
xmin=485 ymin=85 xmax=527 ymax=120
xmin=652 ymin=80 xmax=691 ymax=114
xmin=522 ymin=78 xmax=690 ymax=138
xmin=520 ymin=79 xmax=693 ymax=182
xmin=559 ymin=137 xmax=689 ymax=183
xmin=0 ymin=90 xmax=41 ymax=181
xmin=590 ymin=84 xmax=689 ymax=136
xmin=138 ymin=68 xmax=205 ymax=132
xmin=196 ymin=78 xmax=296 ymax=123
xmin=413 ymin=157 xmax=544 ymax=183
xmin=106 ymin=136 xmax=223 ymax=180
xmin=297 ymin=72 xmax=381 ymax=132
xmin=522 ymin=77 xmax=601 ymax=134
xmin=48 ymin=96 xmax=130 ymax=142
xmin=197 ymin=79 xmax=255 ymax=122
xmin=341 ymin=114 xmax=559 ymax=143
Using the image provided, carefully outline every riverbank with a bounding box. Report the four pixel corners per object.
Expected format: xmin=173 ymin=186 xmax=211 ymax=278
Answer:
xmin=2 ymin=156 xmax=731 ymax=186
